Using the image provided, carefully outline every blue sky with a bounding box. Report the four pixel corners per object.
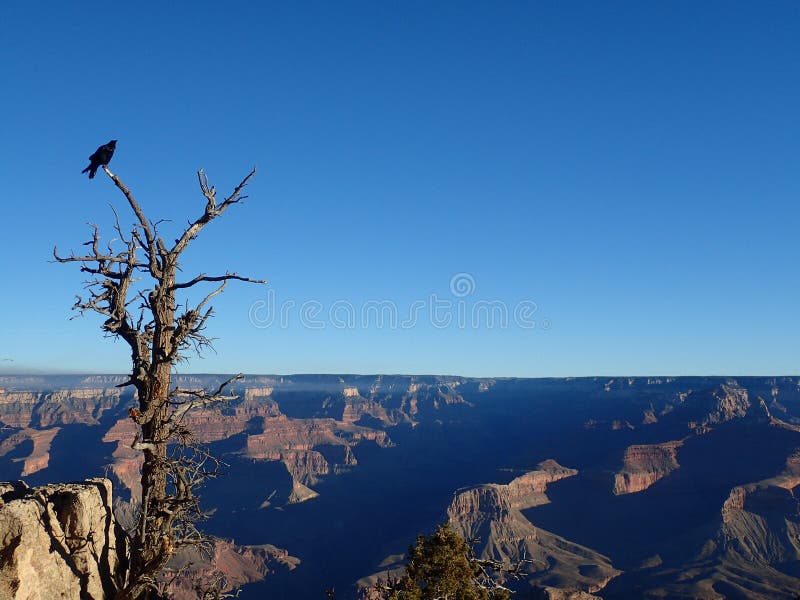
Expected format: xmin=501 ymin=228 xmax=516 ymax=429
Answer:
xmin=1 ymin=1 xmax=799 ymax=377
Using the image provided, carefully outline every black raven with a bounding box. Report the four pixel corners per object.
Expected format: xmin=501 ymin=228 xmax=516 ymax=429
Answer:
xmin=82 ymin=140 xmax=117 ymax=179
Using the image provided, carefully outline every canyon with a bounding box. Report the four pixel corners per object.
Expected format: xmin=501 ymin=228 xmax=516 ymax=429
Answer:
xmin=2 ymin=375 xmax=800 ymax=598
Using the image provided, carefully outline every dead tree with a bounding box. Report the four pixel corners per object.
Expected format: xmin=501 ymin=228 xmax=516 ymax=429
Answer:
xmin=55 ymin=165 xmax=265 ymax=599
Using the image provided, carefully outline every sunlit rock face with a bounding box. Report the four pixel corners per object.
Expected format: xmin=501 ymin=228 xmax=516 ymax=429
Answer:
xmin=612 ymin=440 xmax=683 ymax=495
xmin=165 ymin=538 xmax=299 ymax=600
xmin=0 ymin=428 xmax=60 ymax=477
xmin=0 ymin=478 xmax=299 ymax=600
xmin=0 ymin=376 xmax=474 ymax=511
xmin=0 ymin=385 xmax=123 ymax=429
xmin=446 ymin=461 xmax=620 ymax=595
xmin=0 ymin=478 xmax=125 ymax=600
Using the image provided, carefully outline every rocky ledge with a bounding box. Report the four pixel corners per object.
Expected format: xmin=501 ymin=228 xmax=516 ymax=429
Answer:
xmin=0 ymin=478 xmax=298 ymax=600
xmin=444 ymin=460 xmax=619 ymax=595
xmin=612 ymin=440 xmax=683 ymax=495
xmin=0 ymin=478 xmax=126 ymax=600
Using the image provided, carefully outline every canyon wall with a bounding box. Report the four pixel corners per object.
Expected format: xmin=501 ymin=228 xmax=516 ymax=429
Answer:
xmin=446 ymin=461 xmax=619 ymax=594
xmin=612 ymin=440 xmax=683 ymax=495
xmin=4 ymin=375 xmax=800 ymax=598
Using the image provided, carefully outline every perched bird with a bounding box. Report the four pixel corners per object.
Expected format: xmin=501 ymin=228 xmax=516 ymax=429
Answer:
xmin=82 ymin=140 xmax=117 ymax=179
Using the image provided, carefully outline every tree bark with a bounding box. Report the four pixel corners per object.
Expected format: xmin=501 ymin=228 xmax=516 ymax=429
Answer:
xmin=55 ymin=165 xmax=264 ymax=599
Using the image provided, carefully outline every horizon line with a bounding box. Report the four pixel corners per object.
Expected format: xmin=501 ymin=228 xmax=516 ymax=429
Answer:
xmin=1 ymin=371 xmax=798 ymax=380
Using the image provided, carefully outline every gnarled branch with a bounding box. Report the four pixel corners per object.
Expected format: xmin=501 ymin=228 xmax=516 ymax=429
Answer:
xmin=58 ymin=164 xmax=265 ymax=600
xmin=172 ymin=272 xmax=266 ymax=290
xmin=172 ymin=167 xmax=256 ymax=256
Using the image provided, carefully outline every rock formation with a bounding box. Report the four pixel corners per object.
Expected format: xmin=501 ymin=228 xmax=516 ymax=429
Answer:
xmin=102 ymin=419 xmax=143 ymax=501
xmin=245 ymin=415 xmax=392 ymax=502
xmin=716 ymin=449 xmax=800 ymax=566
xmin=534 ymin=590 xmax=602 ymax=600
xmin=686 ymin=384 xmax=752 ymax=431
xmin=27 ymin=376 xmax=469 ymax=506
xmin=609 ymin=449 xmax=800 ymax=599
xmin=0 ymin=478 xmax=299 ymax=600
xmin=0 ymin=478 xmax=126 ymax=600
xmin=612 ymin=440 xmax=683 ymax=495
xmin=164 ymin=538 xmax=299 ymax=600
xmin=96 ymin=391 xmax=395 ymax=505
xmin=0 ymin=428 xmax=60 ymax=476
xmin=446 ymin=461 xmax=619 ymax=594
xmin=6 ymin=375 xmax=800 ymax=598
xmin=0 ymin=386 xmax=123 ymax=429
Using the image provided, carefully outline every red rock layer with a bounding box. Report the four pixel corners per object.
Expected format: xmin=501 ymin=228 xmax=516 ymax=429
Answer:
xmin=0 ymin=388 xmax=122 ymax=428
xmin=165 ymin=538 xmax=299 ymax=600
xmin=102 ymin=419 xmax=143 ymax=499
xmin=613 ymin=440 xmax=683 ymax=495
xmin=0 ymin=427 xmax=61 ymax=476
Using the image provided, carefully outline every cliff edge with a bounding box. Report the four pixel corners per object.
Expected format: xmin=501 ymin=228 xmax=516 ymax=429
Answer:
xmin=0 ymin=478 xmax=126 ymax=600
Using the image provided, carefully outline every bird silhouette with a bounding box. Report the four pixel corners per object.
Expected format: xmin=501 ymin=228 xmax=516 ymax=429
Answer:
xmin=82 ymin=140 xmax=117 ymax=179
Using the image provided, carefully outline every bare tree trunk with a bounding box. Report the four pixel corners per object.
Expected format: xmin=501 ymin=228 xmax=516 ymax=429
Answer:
xmin=55 ymin=165 xmax=265 ymax=599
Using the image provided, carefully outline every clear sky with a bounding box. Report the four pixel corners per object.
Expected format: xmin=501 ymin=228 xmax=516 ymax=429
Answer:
xmin=1 ymin=1 xmax=799 ymax=377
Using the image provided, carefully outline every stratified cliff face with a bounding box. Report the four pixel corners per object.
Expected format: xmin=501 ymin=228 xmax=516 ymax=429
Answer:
xmin=0 ymin=375 xmax=461 ymax=506
xmin=446 ymin=461 xmax=619 ymax=595
xmin=165 ymin=538 xmax=299 ymax=600
xmin=102 ymin=419 xmax=142 ymax=501
xmin=246 ymin=415 xmax=392 ymax=502
xmin=87 ymin=381 xmax=398 ymax=504
xmin=0 ymin=375 xmax=495 ymax=502
xmin=445 ymin=460 xmax=578 ymax=526
xmin=586 ymin=379 xmax=777 ymax=434
xmin=687 ymin=384 xmax=752 ymax=432
xmin=359 ymin=461 xmax=610 ymax=598
xmin=0 ymin=386 xmax=123 ymax=429
xmin=0 ymin=478 xmax=126 ymax=600
xmin=536 ymin=591 xmax=602 ymax=600
xmin=609 ymin=449 xmax=800 ymax=599
xmin=612 ymin=440 xmax=683 ymax=495
xmin=7 ymin=375 xmax=800 ymax=599
xmin=0 ymin=379 xmax=128 ymax=491
xmin=245 ymin=415 xmax=392 ymax=460
xmin=267 ymin=375 xmax=472 ymax=425
xmin=504 ymin=460 xmax=579 ymax=509
xmin=684 ymin=461 xmax=800 ymax=599
xmin=717 ymin=450 xmax=800 ymax=565
xmin=0 ymin=428 xmax=60 ymax=476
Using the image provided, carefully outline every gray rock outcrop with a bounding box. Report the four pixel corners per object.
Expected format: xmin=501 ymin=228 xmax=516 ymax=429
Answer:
xmin=0 ymin=478 xmax=126 ymax=599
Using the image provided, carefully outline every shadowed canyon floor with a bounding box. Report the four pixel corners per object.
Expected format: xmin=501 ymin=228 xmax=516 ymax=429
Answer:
xmin=2 ymin=375 xmax=800 ymax=598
